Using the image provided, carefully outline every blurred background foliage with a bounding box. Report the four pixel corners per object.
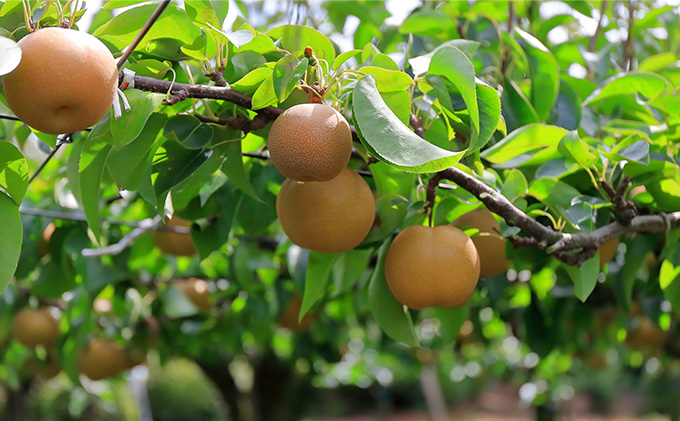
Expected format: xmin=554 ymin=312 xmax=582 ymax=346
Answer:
xmin=0 ymin=0 xmax=680 ymax=420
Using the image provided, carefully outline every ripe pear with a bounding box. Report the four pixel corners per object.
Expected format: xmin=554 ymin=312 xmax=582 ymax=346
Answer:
xmin=385 ymin=225 xmax=480 ymax=310
xmin=77 ymin=339 xmax=127 ymax=381
xmin=276 ymin=168 xmax=375 ymax=252
xmin=175 ymin=278 xmax=212 ymax=311
xmin=153 ymin=217 xmax=196 ymax=257
xmin=3 ymin=27 xmax=118 ymax=134
xmin=453 ymin=209 xmax=510 ymax=277
xmin=12 ymin=308 xmax=60 ymax=347
xmin=268 ymin=103 xmax=352 ymax=182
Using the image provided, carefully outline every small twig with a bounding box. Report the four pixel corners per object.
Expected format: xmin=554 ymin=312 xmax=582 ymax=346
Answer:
xmin=81 ymin=215 xmax=162 ymax=257
xmin=589 ymin=0 xmax=607 ymax=52
xmin=601 ymin=176 xmax=636 ymax=226
xmin=622 ymin=0 xmax=637 ymax=71
xmin=206 ymin=71 xmax=229 ymax=88
xmin=27 ymin=134 xmax=73 ymax=185
xmin=117 ymin=0 xmax=171 ymax=70
xmin=425 ymin=174 xmax=442 ymax=227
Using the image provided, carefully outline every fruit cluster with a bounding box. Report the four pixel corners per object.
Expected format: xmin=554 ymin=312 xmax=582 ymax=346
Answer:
xmin=269 ymin=103 xmax=376 ymax=253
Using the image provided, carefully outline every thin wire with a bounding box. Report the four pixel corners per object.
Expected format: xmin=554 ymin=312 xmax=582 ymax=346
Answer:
xmin=116 ymin=0 xmax=171 ymax=70
xmin=0 ymin=113 xmax=21 ymax=122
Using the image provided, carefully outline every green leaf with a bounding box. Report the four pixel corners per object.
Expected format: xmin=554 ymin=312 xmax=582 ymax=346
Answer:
xmin=359 ymin=66 xmax=413 ymax=93
xmin=231 ymin=67 xmax=272 ymax=95
xmin=184 ymin=0 xmax=228 ymax=31
xmin=432 ymin=306 xmax=469 ymax=344
xmin=332 ymin=49 xmax=362 ymax=71
xmin=558 ymin=131 xmax=598 ymax=166
xmin=660 ymin=259 xmax=680 ymax=316
xmin=429 ymin=46 xmax=479 ymax=141
xmin=191 ymin=186 xmax=240 ymax=260
xmin=125 ymin=59 xmax=172 ymax=78
xmin=221 ymin=138 xmax=262 ymax=202
xmin=600 ymin=139 xmax=649 ymax=165
xmin=110 ymin=90 xmax=164 ymax=149
xmin=501 ymin=169 xmax=528 ymax=202
xmin=584 ymin=71 xmax=670 ymax=105
xmin=272 ymin=55 xmax=308 ymax=102
xmin=470 ymin=82 xmax=501 ymax=153
xmin=481 ymin=124 xmax=568 ymax=166
xmin=94 ymin=4 xmax=202 ymax=53
xmin=0 ymin=192 xmax=21 ymax=293
xmin=79 ymin=131 xmax=113 ymax=242
xmin=516 ymin=28 xmax=559 ymax=122
xmin=331 ymin=249 xmax=373 ymax=296
xmin=0 ymin=141 xmax=28 ymax=204
xmin=301 ymin=251 xmax=339 ymax=320
xmin=153 ymin=143 xmax=212 ymax=210
xmin=565 ymin=255 xmax=599 ymax=302
xmin=529 ymin=177 xmax=582 ymax=216
xmin=501 ymin=79 xmax=540 ymax=132
xmin=251 ymin=73 xmax=277 ymax=110
xmin=368 ymin=238 xmax=419 ymax=347
xmin=107 ymin=113 xmax=166 ymax=191
xmin=267 ymin=25 xmax=336 ymax=63
xmin=0 ymin=36 xmax=20 ymax=76
xmin=353 ymin=75 xmax=465 ymax=173
xmin=164 ymin=115 xmax=213 ymax=150
xmin=549 ymin=78 xmax=581 ymax=130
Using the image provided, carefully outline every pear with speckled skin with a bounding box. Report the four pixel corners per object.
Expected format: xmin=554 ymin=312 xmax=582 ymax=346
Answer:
xmin=385 ymin=225 xmax=480 ymax=310
xmin=276 ymin=168 xmax=375 ymax=252
xmin=3 ymin=27 xmax=118 ymax=135
xmin=268 ymin=103 xmax=352 ymax=182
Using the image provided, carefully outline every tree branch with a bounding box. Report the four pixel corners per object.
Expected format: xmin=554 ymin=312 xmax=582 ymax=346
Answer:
xmin=122 ymin=73 xmax=680 ymax=266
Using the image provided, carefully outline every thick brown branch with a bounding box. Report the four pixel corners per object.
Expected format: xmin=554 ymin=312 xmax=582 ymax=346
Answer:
xmin=125 ymin=73 xmax=680 ymax=266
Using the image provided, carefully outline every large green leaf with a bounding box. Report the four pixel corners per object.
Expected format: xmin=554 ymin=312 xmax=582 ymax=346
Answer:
xmin=0 ymin=141 xmax=28 ymax=204
xmin=79 ymin=131 xmax=113 ymax=242
xmin=94 ymin=4 xmax=202 ymax=53
xmin=470 ymin=82 xmax=501 ymax=153
xmin=481 ymin=124 xmax=568 ymax=166
xmin=584 ymin=71 xmax=670 ymax=105
xmin=528 ymin=177 xmax=582 ymax=216
xmin=0 ymin=192 xmax=21 ymax=293
xmin=353 ymin=75 xmax=464 ymax=173
xmin=191 ymin=186 xmax=240 ymax=260
xmin=110 ymin=91 xmax=164 ymax=149
xmin=221 ymin=138 xmax=262 ymax=202
xmin=501 ymin=79 xmax=540 ymax=132
xmin=558 ymin=131 xmax=598 ymax=166
xmin=660 ymin=259 xmax=680 ymax=316
xmin=272 ymin=55 xmax=308 ymax=102
xmin=516 ymin=28 xmax=559 ymax=122
xmin=429 ymin=46 xmax=479 ymax=142
xmin=184 ymin=0 xmax=228 ymax=31
xmin=267 ymin=25 xmax=336 ymax=63
xmin=368 ymin=238 xmax=419 ymax=347
xmin=359 ymin=66 xmax=413 ymax=93
xmin=565 ymin=256 xmax=599 ymax=302
xmin=164 ymin=115 xmax=213 ymax=149
xmin=153 ymin=143 xmax=213 ymax=210
xmin=107 ymin=113 xmax=166 ymax=191
xmin=301 ymin=251 xmax=339 ymax=320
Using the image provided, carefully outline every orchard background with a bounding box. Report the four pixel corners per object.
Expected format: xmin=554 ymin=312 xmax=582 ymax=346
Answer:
xmin=1 ymin=0 xmax=680 ymax=420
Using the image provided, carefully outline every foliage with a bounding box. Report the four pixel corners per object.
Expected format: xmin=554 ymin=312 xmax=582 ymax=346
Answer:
xmin=0 ymin=0 xmax=679 ymax=419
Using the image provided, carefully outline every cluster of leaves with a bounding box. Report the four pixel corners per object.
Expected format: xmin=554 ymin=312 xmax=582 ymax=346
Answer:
xmin=0 ymin=0 xmax=679 ymax=417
